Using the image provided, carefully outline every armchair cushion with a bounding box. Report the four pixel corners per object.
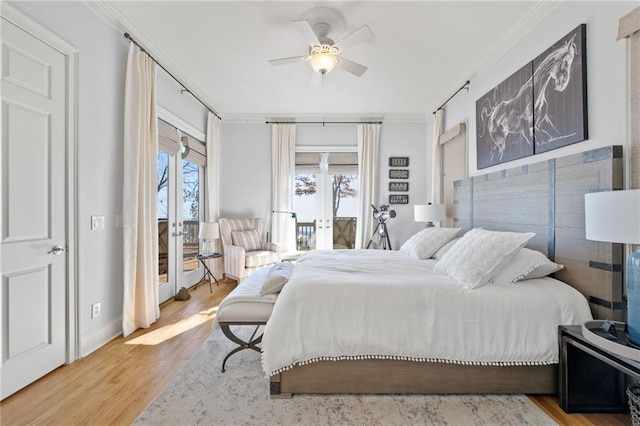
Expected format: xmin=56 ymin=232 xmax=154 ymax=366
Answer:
xmin=231 ymin=229 xmax=261 ymax=252
xmin=246 ymin=251 xmax=281 ymax=268
xmin=261 ymin=241 xmax=281 ymax=254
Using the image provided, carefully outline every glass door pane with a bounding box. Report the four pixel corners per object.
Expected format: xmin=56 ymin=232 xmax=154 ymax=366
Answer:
xmin=294 ymin=172 xmax=317 ymax=251
xmin=181 ymin=159 xmax=200 ymax=275
xmin=331 ymin=174 xmax=358 ymax=249
xmin=157 ymin=150 xmax=170 ymax=286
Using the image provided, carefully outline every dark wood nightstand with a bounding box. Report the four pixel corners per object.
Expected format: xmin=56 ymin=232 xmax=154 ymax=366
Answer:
xmin=559 ymin=324 xmax=640 ymax=413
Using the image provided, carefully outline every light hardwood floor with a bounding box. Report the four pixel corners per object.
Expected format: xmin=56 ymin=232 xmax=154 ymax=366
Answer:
xmin=0 ymin=279 xmax=631 ymax=425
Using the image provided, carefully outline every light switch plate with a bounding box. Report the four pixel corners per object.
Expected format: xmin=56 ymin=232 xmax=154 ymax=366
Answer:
xmin=91 ymin=215 xmax=105 ymax=230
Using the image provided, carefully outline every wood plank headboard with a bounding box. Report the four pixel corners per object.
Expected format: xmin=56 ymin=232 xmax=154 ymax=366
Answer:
xmin=453 ymin=146 xmax=624 ymax=320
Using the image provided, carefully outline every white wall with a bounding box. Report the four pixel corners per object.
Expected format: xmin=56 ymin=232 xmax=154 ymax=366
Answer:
xmin=9 ymin=1 xmax=207 ymax=356
xmin=219 ymin=121 xmax=428 ymax=248
xmin=444 ymin=1 xmax=636 ymax=177
xmin=219 ymin=123 xmax=273 ymax=231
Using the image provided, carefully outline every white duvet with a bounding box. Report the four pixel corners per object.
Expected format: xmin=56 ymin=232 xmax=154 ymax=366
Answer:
xmin=261 ymin=249 xmax=593 ymax=376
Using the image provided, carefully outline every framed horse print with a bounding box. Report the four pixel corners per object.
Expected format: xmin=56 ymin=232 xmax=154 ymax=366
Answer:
xmin=476 ymin=63 xmax=534 ymax=169
xmin=533 ymin=24 xmax=587 ymax=154
xmin=475 ymin=24 xmax=588 ymax=168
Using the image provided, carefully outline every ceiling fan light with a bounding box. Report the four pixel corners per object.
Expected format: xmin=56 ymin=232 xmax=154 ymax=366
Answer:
xmin=310 ymin=52 xmax=338 ymax=74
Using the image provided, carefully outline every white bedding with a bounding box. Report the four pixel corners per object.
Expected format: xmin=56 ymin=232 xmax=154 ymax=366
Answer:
xmin=261 ymin=249 xmax=593 ymax=376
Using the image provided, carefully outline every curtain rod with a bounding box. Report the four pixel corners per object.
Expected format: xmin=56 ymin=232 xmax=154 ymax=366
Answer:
xmin=123 ymin=33 xmax=221 ymax=121
xmin=265 ymin=121 xmax=383 ymax=126
xmin=433 ymin=80 xmax=470 ymax=114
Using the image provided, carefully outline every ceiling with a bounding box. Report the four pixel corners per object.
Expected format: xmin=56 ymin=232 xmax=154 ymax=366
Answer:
xmin=94 ymin=1 xmax=558 ymax=122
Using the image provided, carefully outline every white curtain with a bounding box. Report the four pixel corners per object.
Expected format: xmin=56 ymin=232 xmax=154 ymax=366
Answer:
xmin=430 ymin=109 xmax=444 ymax=204
xmin=205 ymin=112 xmax=223 ymax=278
xmin=122 ymin=43 xmax=159 ymax=337
xmin=355 ymin=123 xmax=380 ymax=249
xmin=271 ymin=124 xmax=296 ymax=253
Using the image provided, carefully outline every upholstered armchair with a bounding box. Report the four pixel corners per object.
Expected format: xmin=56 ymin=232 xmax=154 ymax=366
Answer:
xmin=219 ymin=218 xmax=282 ymax=282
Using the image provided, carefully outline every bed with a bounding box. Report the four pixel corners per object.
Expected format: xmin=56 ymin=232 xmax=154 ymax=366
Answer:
xmin=262 ymin=145 xmax=623 ymax=397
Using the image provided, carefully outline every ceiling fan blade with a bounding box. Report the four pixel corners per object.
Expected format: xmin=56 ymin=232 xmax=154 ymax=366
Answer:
xmin=292 ymin=19 xmax=320 ymax=47
xmin=335 ymin=57 xmax=368 ymax=77
xmin=269 ymin=55 xmax=309 ymax=66
xmin=333 ymin=25 xmax=374 ymax=52
xmin=307 ymin=69 xmax=322 ymax=87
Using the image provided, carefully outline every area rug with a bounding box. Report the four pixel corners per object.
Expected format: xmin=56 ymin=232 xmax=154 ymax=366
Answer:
xmin=134 ymin=327 xmax=557 ymax=425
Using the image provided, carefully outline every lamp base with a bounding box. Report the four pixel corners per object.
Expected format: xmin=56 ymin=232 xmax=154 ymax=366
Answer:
xmin=628 ymin=248 xmax=640 ymax=346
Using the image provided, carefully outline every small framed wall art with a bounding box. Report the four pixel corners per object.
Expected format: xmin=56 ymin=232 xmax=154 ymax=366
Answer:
xmin=389 ymin=182 xmax=409 ymax=192
xmin=389 ymin=157 xmax=409 ymax=167
xmin=389 ymin=194 xmax=409 ymax=204
xmin=389 ymin=169 xmax=409 ymax=179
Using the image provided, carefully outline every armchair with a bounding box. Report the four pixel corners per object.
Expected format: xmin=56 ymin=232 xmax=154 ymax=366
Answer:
xmin=219 ymin=218 xmax=282 ymax=282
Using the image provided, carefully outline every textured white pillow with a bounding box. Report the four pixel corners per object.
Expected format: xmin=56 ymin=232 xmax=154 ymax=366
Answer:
xmin=399 ymin=227 xmax=461 ymax=260
xmin=432 ymin=237 xmax=461 ymax=260
xmin=259 ymin=262 xmax=294 ymax=295
xmin=434 ymin=228 xmax=535 ymax=289
xmin=489 ymin=248 xmax=564 ymax=285
xmin=231 ymin=229 xmax=261 ymax=252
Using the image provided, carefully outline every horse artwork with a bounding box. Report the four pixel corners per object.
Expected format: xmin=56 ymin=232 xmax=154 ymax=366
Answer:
xmin=476 ymin=63 xmax=534 ymax=169
xmin=533 ymin=24 xmax=587 ymax=154
xmin=476 ymin=24 xmax=588 ymax=169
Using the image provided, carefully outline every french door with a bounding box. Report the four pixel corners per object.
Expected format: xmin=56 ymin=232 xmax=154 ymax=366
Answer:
xmin=294 ymin=149 xmax=359 ymax=251
xmin=157 ymin=148 xmax=203 ymax=303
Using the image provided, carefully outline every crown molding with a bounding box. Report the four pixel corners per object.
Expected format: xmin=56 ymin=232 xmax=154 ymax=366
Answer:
xmin=85 ymin=0 xmax=223 ymax=118
xmin=434 ymin=0 xmax=560 ymax=111
xmin=1 ymin=1 xmax=79 ymax=54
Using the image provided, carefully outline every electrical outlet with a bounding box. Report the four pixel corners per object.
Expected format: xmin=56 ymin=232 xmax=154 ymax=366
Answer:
xmin=91 ymin=302 xmax=101 ymax=319
xmin=91 ymin=215 xmax=105 ymax=230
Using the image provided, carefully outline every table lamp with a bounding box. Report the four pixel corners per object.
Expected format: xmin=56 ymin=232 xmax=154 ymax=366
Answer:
xmin=585 ymin=189 xmax=640 ymax=346
xmin=198 ymin=222 xmax=220 ymax=254
xmin=414 ymin=203 xmax=446 ymax=228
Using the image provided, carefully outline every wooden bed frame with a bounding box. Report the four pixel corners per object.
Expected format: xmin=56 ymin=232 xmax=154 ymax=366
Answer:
xmin=269 ymin=145 xmax=623 ymax=398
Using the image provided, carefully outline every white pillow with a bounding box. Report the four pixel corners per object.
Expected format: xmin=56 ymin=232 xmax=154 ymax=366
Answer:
xmin=434 ymin=228 xmax=535 ymax=289
xmin=231 ymin=229 xmax=261 ymax=252
xmin=259 ymin=262 xmax=294 ymax=295
xmin=490 ymin=248 xmax=564 ymax=285
xmin=432 ymin=237 xmax=460 ymax=260
xmin=399 ymin=227 xmax=461 ymax=260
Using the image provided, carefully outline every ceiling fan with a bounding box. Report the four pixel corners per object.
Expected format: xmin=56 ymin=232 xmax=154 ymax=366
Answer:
xmin=269 ymin=7 xmax=374 ymax=83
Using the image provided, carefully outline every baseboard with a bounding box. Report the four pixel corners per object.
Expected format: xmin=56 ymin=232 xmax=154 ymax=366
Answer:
xmin=80 ymin=318 xmax=122 ymax=357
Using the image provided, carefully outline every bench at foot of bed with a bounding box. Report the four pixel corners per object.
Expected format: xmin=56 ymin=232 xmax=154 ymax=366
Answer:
xmin=215 ymin=267 xmax=276 ymax=372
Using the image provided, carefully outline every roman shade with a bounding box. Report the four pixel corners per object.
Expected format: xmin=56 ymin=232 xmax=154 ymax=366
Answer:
xmin=295 ymin=151 xmax=358 ymax=174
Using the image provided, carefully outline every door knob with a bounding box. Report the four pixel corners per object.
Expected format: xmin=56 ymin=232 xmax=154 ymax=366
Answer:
xmin=172 ymin=231 xmax=184 ymax=237
xmin=48 ymin=245 xmax=67 ymax=255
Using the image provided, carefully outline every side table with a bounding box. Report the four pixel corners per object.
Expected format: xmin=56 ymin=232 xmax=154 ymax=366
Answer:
xmin=194 ymin=252 xmax=223 ymax=293
xmin=559 ymin=324 xmax=639 ymax=413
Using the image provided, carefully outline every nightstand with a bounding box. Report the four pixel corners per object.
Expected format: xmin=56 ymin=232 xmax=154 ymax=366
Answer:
xmin=559 ymin=324 xmax=640 ymax=413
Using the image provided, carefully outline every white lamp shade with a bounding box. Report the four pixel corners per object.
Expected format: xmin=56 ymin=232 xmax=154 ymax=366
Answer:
xmin=414 ymin=204 xmax=446 ymax=222
xmin=585 ymin=190 xmax=640 ymax=244
xmin=198 ymin=222 xmax=220 ymax=240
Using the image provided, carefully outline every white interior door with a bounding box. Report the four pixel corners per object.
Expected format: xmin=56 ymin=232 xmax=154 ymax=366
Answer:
xmin=1 ymin=20 xmax=68 ymax=399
